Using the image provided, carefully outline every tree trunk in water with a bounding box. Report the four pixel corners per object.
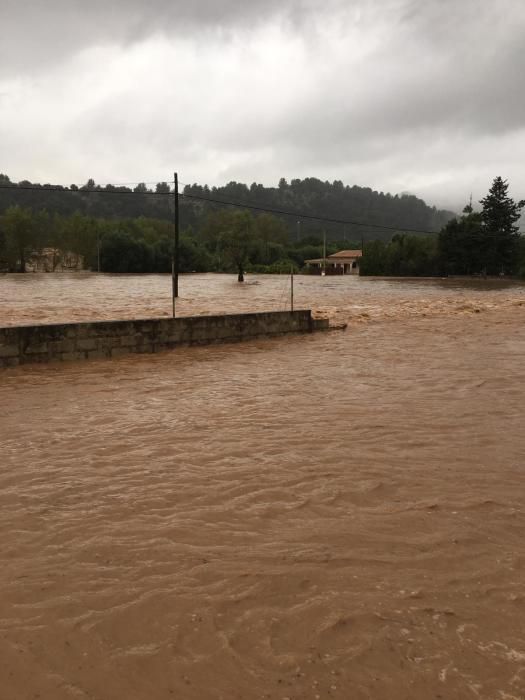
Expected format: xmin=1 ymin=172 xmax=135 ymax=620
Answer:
xmin=238 ymin=265 xmax=244 ymax=282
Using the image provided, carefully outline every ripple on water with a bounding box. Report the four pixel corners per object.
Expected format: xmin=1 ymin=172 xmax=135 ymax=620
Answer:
xmin=1 ymin=275 xmax=525 ymax=699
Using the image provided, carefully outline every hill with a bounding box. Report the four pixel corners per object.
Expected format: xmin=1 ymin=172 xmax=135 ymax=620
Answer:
xmin=0 ymin=173 xmax=454 ymax=242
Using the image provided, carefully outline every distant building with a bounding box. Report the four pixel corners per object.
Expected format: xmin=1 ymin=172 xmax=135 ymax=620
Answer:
xmin=26 ymin=248 xmax=84 ymax=272
xmin=305 ymin=249 xmax=362 ymax=275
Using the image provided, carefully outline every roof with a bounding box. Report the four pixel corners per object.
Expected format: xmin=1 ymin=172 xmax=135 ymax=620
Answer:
xmin=327 ymin=250 xmax=362 ymax=259
xmin=305 ymin=250 xmax=363 ymax=264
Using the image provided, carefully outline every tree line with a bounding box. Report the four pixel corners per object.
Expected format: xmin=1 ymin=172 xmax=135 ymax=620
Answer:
xmin=0 ymin=173 xmax=453 ymax=243
xmin=1 ymin=175 xmax=523 ymax=278
xmin=0 ymin=205 xmax=356 ymax=275
xmin=360 ymin=177 xmax=525 ymax=278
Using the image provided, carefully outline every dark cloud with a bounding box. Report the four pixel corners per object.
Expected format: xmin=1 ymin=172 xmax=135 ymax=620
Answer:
xmin=0 ymin=0 xmax=342 ymax=75
xmin=1 ymin=0 xmax=525 ymax=210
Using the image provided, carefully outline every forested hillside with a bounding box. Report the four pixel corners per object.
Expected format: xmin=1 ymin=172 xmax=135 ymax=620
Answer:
xmin=184 ymin=178 xmax=454 ymax=240
xmin=0 ymin=172 xmax=461 ymax=274
xmin=0 ymin=174 xmax=454 ymax=241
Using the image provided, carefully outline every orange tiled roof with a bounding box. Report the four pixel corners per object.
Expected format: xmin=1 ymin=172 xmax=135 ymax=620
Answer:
xmin=327 ymin=250 xmax=362 ymax=259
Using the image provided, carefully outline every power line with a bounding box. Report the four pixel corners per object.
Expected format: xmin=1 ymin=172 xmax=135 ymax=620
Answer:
xmin=177 ymin=181 xmax=524 ymax=235
xmin=180 ymin=191 xmax=443 ymax=235
xmin=2 ymin=182 xmax=523 ymax=239
xmin=0 ymin=182 xmax=443 ymax=234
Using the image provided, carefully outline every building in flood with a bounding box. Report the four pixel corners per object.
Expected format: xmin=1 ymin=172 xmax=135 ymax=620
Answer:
xmin=26 ymin=248 xmax=84 ymax=272
xmin=305 ymin=249 xmax=362 ymax=275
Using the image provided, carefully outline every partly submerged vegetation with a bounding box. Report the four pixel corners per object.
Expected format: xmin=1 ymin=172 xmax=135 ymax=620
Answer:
xmin=0 ymin=204 xmax=359 ymax=275
xmin=0 ymin=172 xmax=449 ymax=274
xmin=361 ymin=177 xmax=525 ymax=278
xmin=0 ymin=174 xmax=523 ymax=277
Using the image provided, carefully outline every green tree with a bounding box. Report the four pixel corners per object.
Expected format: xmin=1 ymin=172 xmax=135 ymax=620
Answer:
xmin=479 ymin=176 xmax=524 ymax=274
xmin=1 ymin=205 xmax=37 ymax=272
xmin=253 ymin=213 xmax=288 ymax=262
xmin=100 ymin=231 xmax=153 ymax=273
xmin=359 ymin=240 xmax=387 ymax=275
xmin=517 ymin=235 xmax=525 ymax=279
xmin=60 ymin=213 xmax=101 ymax=269
xmin=438 ymin=205 xmax=483 ymax=274
xmin=81 ymin=178 xmax=96 ymax=191
xmin=208 ymin=210 xmax=255 ymax=281
xmin=360 ymin=234 xmax=439 ymax=276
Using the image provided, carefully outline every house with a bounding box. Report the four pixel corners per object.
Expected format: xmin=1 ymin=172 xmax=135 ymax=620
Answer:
xmin=305 ymin=249 xmax=362 ymax=275
xmin=26 ymin=248 xmax=84 ymax=272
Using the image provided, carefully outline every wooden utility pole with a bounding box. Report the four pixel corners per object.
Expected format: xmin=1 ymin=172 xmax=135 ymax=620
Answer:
xmin=290 ymin=267 xmax=294 ymax=312
xmin=97 ymin=232 xmax=101 ymax=273
xmin=322 ymin=230 xmax=326 ymax=276
xmin=172 ymin=172 xmax=180 ymax=316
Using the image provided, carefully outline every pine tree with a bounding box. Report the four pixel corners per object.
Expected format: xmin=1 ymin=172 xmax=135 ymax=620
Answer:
xmin=479 ymin=177 xmax=524 ymax=274
xmin=438 ymin=205 xmax=483 ymax=275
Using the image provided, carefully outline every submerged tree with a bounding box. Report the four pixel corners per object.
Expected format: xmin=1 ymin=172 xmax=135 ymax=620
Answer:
xmin=203 ymin=209 xmax=256 ymax=280
xmin=220 ymin=210 xmax=255 ymax=282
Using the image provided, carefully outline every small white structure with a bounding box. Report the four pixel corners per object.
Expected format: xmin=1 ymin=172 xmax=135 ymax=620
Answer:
xmin=305 ymin=249 xmax=362 ymax=275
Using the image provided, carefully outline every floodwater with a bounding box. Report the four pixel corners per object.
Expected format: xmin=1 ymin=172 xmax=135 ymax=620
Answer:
xmin=1 ymin=273 xmax=525 ymax=700
xmin=1 ymin=271 xmax=525 ymax=327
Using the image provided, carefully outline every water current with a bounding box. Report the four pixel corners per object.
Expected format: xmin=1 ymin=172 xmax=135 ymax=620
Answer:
xmin=1 ymin=273 xmax=525 ymax=699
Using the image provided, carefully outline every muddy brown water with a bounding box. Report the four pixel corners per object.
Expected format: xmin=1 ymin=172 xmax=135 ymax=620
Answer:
xmin=1 ymin=273 xmax=525 ymax=700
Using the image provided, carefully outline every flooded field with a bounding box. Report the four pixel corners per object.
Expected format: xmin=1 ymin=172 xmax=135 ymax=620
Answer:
xmin=1 ymin=273 xmax=525 ymax=700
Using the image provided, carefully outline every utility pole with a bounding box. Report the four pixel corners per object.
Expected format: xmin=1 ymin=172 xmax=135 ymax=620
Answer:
xmin=290 ymin=266 xmax=294 ymax=312
xmin=172 ymin=172 xmax=180 ymax=316
xmin=297 ymin=220 xmax=301 ymax=242
xmin=97 ymin=232 xmax=101 ymax=273
xmin=322 ymin=230 xmax=326 ymax=276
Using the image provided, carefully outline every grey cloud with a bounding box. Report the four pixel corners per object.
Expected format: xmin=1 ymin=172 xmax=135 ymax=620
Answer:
xmin=207 ymin=0 xmax=525 ymax=154
xmin=2 ymin=0 xmax=525 ymax=212
xmin=0 ymin=0 xmax=344 ymax=76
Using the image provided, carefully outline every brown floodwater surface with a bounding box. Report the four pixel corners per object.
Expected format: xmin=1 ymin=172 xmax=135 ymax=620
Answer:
xmin=1 ymin=274 xmax=525 ymax=699
xmin=1 ymin=271 xmax=525 ymax=326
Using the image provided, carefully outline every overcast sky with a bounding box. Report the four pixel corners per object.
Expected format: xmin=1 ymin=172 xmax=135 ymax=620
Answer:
xmin=1 ymin=0 xmax=525 ymax=211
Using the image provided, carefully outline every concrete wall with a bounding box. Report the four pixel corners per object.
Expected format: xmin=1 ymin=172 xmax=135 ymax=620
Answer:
xmin=0 ymin=310 xmax=329 ymax=368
